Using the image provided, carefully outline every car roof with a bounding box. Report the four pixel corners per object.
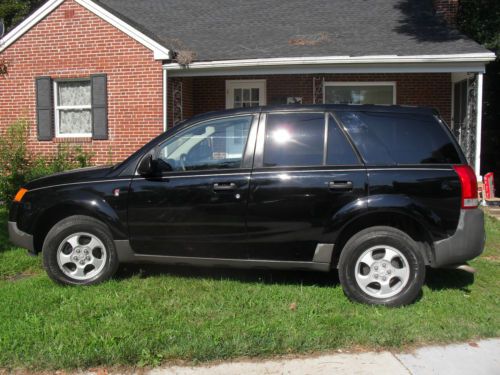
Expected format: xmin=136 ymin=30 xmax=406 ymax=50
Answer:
xmin=185 ymin=104 xmax=438 ymax=124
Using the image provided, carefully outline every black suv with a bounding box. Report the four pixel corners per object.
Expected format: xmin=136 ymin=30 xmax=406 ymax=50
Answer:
xmin=8 ymin=105 xmax=485 ymax=306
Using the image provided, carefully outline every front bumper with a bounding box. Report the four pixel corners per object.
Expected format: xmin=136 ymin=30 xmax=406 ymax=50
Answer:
xmin=8 ymin=221 xmax=35 ymax=253
xmin=432 ymin=209 xmax=485 ymax=267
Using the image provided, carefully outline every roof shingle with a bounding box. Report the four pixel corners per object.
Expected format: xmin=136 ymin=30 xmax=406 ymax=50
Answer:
xmin=96 ymin=0 xmax=490 ymax=61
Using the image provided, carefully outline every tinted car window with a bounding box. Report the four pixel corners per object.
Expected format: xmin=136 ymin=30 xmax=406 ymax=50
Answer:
xmin=263 ymin=113 xmax=325 ymax=167
xmin=327 ymin=114 xmax=360 ymax=165
xmin=337 ymin=111 xmax=461 ymax=165
xmin=158 ymin=115 xmax=252 ymax=172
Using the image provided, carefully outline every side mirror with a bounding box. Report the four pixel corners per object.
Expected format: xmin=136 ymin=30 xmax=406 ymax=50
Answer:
xmin=137 ymin=154 xmax=155 ymax=176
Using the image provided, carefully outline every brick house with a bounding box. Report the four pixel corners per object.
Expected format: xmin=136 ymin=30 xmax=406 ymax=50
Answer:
xmin=0 ymin=0 xmax=495 ymax=177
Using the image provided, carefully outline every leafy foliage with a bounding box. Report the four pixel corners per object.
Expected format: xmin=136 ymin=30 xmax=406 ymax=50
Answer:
xmin=0 ymin=0 xmax=44 ymax=33
xmin=457 ymin=0 xmax=500 ymax=54
xmin=0 ymin=120 xmax=94 ymax=205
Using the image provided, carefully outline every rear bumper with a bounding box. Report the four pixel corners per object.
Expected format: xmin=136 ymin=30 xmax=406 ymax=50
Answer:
xmin=8 ymin=221 xmax=35 ymax=253
xmin=432 ymin=209 xmax=485 ymax=267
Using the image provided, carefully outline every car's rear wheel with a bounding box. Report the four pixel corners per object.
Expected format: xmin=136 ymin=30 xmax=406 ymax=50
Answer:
xmin=338 ymin=226 xmax=425 ymax=307
xmin=42 ymin=216 xmax=119 ymax=285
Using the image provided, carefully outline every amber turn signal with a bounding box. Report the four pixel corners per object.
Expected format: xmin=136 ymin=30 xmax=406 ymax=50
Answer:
xmin=13 ymin=188 xmax=28 ymax=202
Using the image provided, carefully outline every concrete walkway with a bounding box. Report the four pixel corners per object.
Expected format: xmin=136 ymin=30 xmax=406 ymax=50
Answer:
xmin=146 ymin=339 xmax=499 ymax=375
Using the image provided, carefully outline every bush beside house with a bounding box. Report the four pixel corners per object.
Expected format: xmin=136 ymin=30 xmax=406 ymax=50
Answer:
xmin=0 ymin=120 xmax=94 ymax=206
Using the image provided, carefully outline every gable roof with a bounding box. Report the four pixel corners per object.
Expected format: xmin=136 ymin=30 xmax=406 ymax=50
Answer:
xmin=95 ymin=0 xmax=493 ymax=61
xmin=0 ymin=0 xmax=494 ymax=64
xmin=0 ymin=0 xmax=170 ymax=59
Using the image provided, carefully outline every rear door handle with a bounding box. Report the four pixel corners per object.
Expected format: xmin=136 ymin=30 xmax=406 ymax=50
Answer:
xmin=328 ymin=181 xmax=353 ymax=191
xmin=213 ymin=182 xmax=237 ymax=191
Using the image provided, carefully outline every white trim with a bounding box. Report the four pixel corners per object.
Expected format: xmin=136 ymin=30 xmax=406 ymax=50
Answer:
xmin=165 ymin=53 xmax=496 ymax=72
xmin=53 ymin=79 xmax=93 ymax=138
xmin=323 ymin=81 xmax=396 ymax=105
xmin=225 ymin=79 xmax=267 ymax=109
xmin=166 ymin=62 xmax=489 ymax=77
xmin=475 ymin=73 xmax=484 ymax=180
xmin=163 ymin=69 xmax=168 ymax=131
xmin=0 ymin=0 xmax=170 ymax=60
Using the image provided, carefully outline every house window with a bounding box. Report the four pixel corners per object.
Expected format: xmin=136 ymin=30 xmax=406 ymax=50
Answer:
xmin=324 ymin=82 xmax=396 ymax=105
xmin=54 ymin=80 xmax=92 ymax=137
xmin=226 ymin=80 xmax=267 ymax=109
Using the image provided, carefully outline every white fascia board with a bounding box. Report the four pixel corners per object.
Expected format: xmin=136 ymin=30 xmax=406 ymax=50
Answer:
xmin=164 ymin=53 xmax=496 ymax=72
xmin=74 ymin=0 xmax=170 ymax=59
xmin=166 ymin=62 xmax=489 ymax=77
xmin=0 ymin=0 xmax=65 ymax=52
xmin=0 ymin=0 xmax=170 ymax=60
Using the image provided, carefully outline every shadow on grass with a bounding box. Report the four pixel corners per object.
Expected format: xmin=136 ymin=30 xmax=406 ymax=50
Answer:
xmin=116 ymin=263 xmax=340 ymax=288
xmin=425 ymin=267 xmax=474 ymax=292
xmin=115 ymin=262 xmax=475 ymax=292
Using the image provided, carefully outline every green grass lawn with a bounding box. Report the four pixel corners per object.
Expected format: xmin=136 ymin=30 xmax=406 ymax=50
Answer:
xmin=0 ymin=207 xmax=499 ymax=370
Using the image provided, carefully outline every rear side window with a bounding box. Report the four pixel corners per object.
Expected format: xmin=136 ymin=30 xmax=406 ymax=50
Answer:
xmin=337 ymin=111 xmax=461 ymax=165
xmin=264 ymin=113 xmax=325 ymax=167
xmin=327 ymin=115 xmax=360 ymax=165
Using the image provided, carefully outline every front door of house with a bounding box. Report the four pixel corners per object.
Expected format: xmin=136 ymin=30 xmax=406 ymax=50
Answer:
xmin=226 ymin=80 xmax=267 ymax=109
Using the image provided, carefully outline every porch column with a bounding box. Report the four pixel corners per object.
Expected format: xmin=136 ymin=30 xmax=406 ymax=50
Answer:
xmin=475 ymin=73 xmax=483 ymax=180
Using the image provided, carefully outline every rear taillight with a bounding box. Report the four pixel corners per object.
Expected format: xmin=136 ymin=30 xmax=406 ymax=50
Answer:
xmin=453 ymin=165 xmax=479 ymax=209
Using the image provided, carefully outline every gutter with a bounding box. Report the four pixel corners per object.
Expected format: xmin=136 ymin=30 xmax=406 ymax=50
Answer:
xmin=164 ymin=53 xmax=496 ymax=71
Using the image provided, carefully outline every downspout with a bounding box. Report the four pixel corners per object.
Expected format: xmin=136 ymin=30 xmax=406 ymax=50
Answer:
xmin=475 ymin=72 xmax=483 ymax=180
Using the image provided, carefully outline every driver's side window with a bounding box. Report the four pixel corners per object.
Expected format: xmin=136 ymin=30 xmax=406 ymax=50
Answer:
xmin=157 ymin=115 xmax=253 ymax=172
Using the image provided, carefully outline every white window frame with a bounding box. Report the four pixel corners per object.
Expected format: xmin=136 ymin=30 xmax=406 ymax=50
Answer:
xmin=323 ymin=81 xmax=397 ymax=105
xmin=225 ymin=79 xmax=267 ymax=109
xmin=53 ymin=79 xmax=92 ymax=138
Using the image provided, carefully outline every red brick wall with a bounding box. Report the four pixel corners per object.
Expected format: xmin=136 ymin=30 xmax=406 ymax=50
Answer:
xmin=186 ymin=73 xmax=452 ymax=124
xmin=0 ymin=0 xmax=164 ymax=164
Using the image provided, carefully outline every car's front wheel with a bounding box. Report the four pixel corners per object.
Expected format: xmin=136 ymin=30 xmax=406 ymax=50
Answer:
xmin=338 ymin=226 xmax=426 ymax=307
xmin=42 ymin=216 xmax=119 ymax=285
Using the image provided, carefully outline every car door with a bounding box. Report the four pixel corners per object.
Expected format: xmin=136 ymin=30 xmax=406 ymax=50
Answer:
xmin=246 ymin=111 xmax=367 ymax=261
xmin=127 ymin=114 xmax=258 ymax=258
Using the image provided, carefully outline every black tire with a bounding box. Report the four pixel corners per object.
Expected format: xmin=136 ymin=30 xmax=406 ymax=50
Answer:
xmin=42 ymin=215 xmax=119 ymax=286
xmin=338 ymin=226 xmax=425 ymax=307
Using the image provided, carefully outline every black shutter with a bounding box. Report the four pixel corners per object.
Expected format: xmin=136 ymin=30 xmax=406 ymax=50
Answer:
xmin=35 ymin=77 xmax=53 ymax=141
xmin=91 ymin=74 xmax=108 ymax=140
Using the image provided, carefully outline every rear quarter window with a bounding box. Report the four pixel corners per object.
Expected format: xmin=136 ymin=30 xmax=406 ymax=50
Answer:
xmin=337 ymin=111 xmax=462 ymax=165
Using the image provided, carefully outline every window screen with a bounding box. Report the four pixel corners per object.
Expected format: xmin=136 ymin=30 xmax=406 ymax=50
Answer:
xmin=337 ymin=111 xmax=461 ymax=165
xmin=263 ymin=113 xmax=325 ymax=167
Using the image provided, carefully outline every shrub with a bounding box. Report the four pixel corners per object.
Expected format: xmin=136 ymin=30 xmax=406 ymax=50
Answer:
xmin=0 ymin=120 xmax=95 ymax=206
xmin=0 ymin=119 xmax=31 ymax=205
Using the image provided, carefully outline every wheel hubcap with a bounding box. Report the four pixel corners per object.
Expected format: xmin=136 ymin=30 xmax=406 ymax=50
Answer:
xmin=56 ymin=232 xmax=107 ymax=281
xmin=354 ymin=245 xmax=410 ymax=298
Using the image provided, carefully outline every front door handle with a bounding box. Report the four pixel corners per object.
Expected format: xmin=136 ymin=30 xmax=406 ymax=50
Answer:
xmin=328 ymin=181 xmax=353 ymax=191
xmin=213 ymin=182 xmax=237 ymax=191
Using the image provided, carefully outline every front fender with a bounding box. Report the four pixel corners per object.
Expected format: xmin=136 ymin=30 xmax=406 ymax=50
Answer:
xmin=20 ymin=182 xmax=130 ymax=242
